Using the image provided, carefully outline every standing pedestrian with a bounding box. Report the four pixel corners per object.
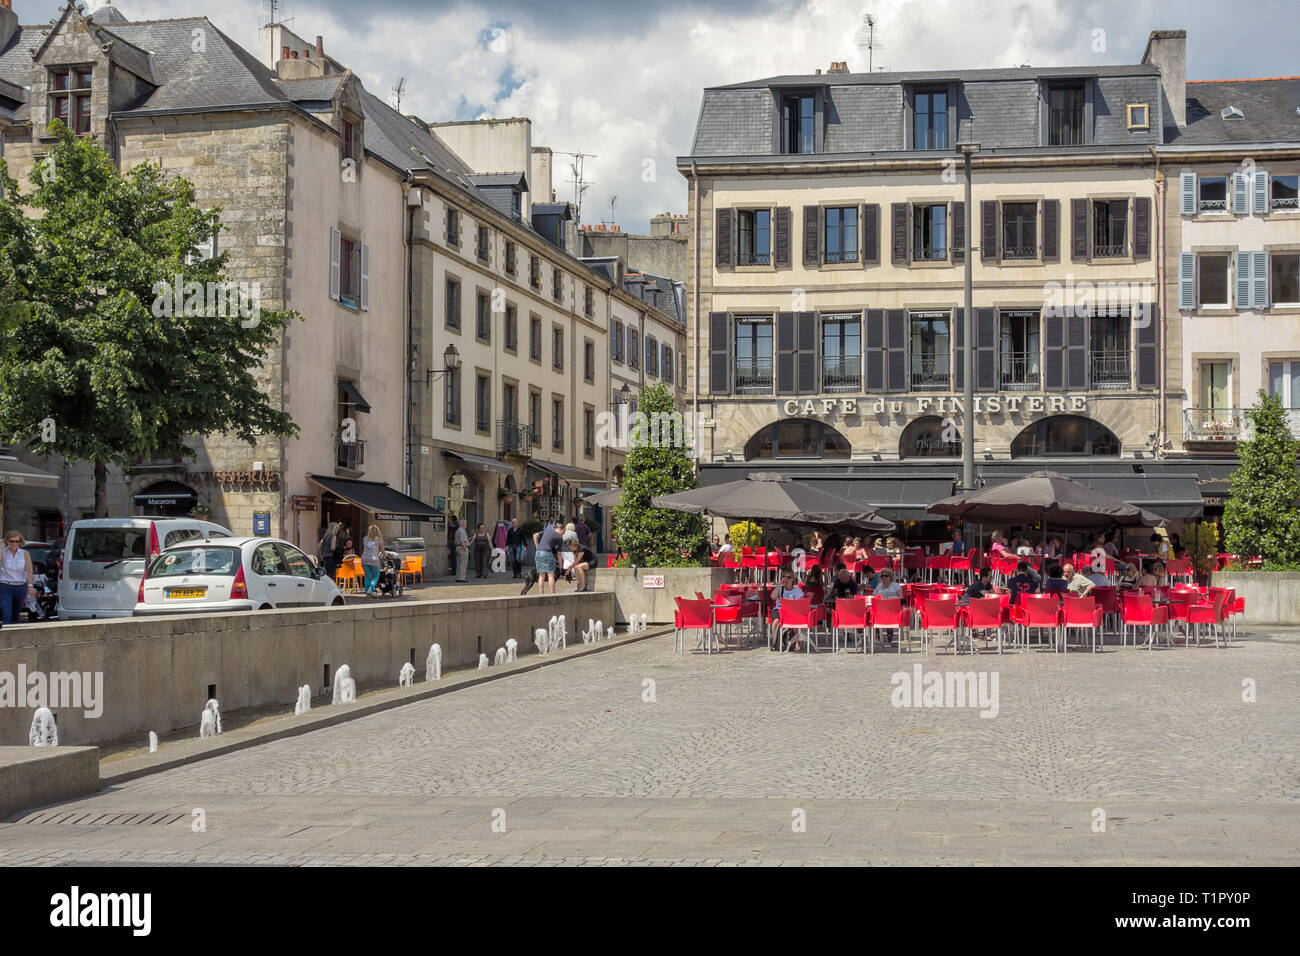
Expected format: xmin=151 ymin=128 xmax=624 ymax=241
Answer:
xmin=505 ymin=518 xmax=527 ymax=579
xmin=472 ymin=522 xmax=492 ymax=578
xmin=360 ymin=524 xmax=385 ymax=596
xmin=446 ymin=515 xmax=459 ymax=577
xmin=454 ymin=520 xmax=470 ymax=582
xmin=531 ymin=518 xmax=561 ymax=595
xmin=318 ymin=521 xmax=340 ymax=583
xmin=575 ymin=515 xmax=591 ymax=547
xmin=0 ymin=531 xmax=36 ymax=626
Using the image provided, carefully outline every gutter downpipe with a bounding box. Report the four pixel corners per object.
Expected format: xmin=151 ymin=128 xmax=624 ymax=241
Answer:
xmin=691 ymin=160 xmax=701 ymax=474
xmin=1149 ymin=146 xmax=1167 ymax=453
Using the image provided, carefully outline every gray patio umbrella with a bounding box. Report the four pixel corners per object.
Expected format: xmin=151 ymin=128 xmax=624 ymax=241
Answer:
xmin=651 ymin=473 xmax=894 ymax=533
xmin=928 ymin=470 xmax=1164 ymax=529
xmin=582 ymin=487 xmax=623 ymax=508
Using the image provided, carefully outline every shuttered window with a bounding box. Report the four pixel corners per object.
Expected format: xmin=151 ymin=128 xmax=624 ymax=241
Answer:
xmin=1133 ymin=197 xmax=1151 ymax=260
xmin=708 ymin=312 xmax=731 ymax=394
xmin=861 ymin=204 xmax=880 ymax=264
xmin=1042 ymin=200 xmax=1059 ymax=261
xmin=890 ymin=203 xmax=908 ymax=264
xmin=1001 ymin=202 xmax=1036 ymax=260
xmin=803 ymin=205 xmax=822 ymax=266
xmin=980 ymin=200 xmax=999 ymax=263
xmin=1070 ymin=199 xmax=1089 ymax=262
xmin=1197 ymin=254 xmax=1229 ymax=308
xmin=773 ymin=207 xmax=792 ymax=267
xmin=734 ymin=315 xmax=773 ymax=394
xmin=1180 ymin=170 xmax=1197 ymax=215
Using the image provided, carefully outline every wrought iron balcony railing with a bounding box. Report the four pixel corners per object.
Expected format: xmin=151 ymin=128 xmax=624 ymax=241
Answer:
xmin=735 ymin=358 xmax=773 ymax=395
xmin=911 ymin=357 xmax=950 ymax=390
xmin=497 ymin=420 xmax=534 ymax=457
xmin=1090 ymin=350 xmax=1131 ymax=388
xmin=1093 ymin=242 xmax=1127 ymax=258
xmin=913 ymin=246 xmax=948 ymax=261
xmin=336 ymin=439 xmax=365 ymax=471
xmin=1002 ymin=244 xmax=1037 ymax=260
xmin=1000 ymin=352 xmax=1041 ymax=390
xmin=1183 ymin=408 xmax=1245 ymax=443
xmin=737 ymin=251 xmax=771 ymax=266
xmin=822 ymin=357 xmax=861 ymax=393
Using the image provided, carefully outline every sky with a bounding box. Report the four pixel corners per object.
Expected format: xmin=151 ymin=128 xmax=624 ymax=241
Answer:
xmin=13 ymin=0 xmax=1300 ymax=232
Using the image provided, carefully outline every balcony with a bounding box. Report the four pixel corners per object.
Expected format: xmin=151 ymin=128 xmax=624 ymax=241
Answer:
xmin=735 ymin=358 xmax=773 ymax=395
xmin=1000 ymin=353 xmax=1041 ymax=390
xmin=336 ymin=439 xmax=365 ymax=472
xmin=1184 ymin=407 xmax=1300 ymax=444
xmin=1002 ymin=244 xmax=1036 ymax=260
xmin=822 ymin=356 xmax=861 ymax=393
xmin=1199 ymin=199 xmax=1228 ymax=212
xmin=1093 ymin=242 xmax=1127 ymax=259
xmin=1273 ymin=196 xmax=1300 ymax=211
xmin=737 ymin=251 xmax=770 ymax=266
xmin=824 ymin=251 xmax=858 ymax=264
xmin=911 ymin=357 xmax=950 ymax=390
xmin=913 ymin=247 xmax=947 ymax=262
xmin=1090 ymin=351 xmax=1130 ymax=389
xmin=497 ymin=420 xmax=534 ymax=457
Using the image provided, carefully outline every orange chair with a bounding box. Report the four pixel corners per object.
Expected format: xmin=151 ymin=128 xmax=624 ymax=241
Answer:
xmin=400 ymin=554 xmax=423 ymax=588
xmin=335 ymin=557 xmax=361 ymax=594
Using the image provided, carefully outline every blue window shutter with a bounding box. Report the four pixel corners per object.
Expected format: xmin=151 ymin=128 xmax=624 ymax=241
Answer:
xmin=1235 ymin=252 xmax=1252 ymax=309
xmin=1179 ymin=170 xmax=1196 ymax=216
xmin=1252 ymin=251 xmax=1269 ymax=308
xmin=1178 ymin=253 xmax=1196 ymax=311
xmin=1253 ymin=171 xmax=1269 ymax=215
xmin=1232 ymin=171 xmax=1248 ymax=214
xmin=329 ymin=227 xmax=341 ymax=301
xmin=359 ymin=242 xmax=370 ymax=311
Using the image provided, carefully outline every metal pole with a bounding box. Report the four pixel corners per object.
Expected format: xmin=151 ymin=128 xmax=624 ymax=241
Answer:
xmin=962 ymin=149 xmax=975 ymax=492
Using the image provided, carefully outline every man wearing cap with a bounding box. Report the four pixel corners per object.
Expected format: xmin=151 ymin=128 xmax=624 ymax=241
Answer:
xmin=1086 ymin=558 xmax=1111 ymax=590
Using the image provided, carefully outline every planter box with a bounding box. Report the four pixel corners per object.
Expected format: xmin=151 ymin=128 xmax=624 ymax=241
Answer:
xmin=591 ymin=566 xmax=730 ymax=624
xmin=1209 ymin=571 xmax=1300 ymax=626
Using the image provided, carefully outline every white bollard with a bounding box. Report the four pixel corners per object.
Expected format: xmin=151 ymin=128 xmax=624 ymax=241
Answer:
xmin=426 ymin=644 xmax=442 ymax=682
xmin=606 ymin=625 xmax=615 ymax=641
xmin=148 ymin=731 xmax=158 ymax=753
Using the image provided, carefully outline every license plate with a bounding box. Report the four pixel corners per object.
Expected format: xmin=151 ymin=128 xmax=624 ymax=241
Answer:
xmin=166 ymin=587 xmax=207 ymax=599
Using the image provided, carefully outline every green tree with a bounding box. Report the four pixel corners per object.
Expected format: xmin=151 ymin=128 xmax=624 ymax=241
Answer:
xmin=611 ymin=382 xmax=708 ymax=565
xmin=0 ymin=124 xmax=300 ymax=514
xmin=1222 ymin=390 xmax=1300 ymax=563
xmin=1185 ymin=520 xmax=1219 ymax=577
xmin=728 ymin=520 xmax=762 ymax=552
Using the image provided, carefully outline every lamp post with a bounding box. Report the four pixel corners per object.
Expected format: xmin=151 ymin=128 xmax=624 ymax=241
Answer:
xmin=426 ymin=344 xmax=461 ymax=384
xmin=958 ymin=141 xmax=980 ymax=492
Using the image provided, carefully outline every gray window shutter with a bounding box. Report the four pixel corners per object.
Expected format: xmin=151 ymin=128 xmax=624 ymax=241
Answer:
xmin=329 ymin=227 xmax=341 ymax=301
xmin=1253 ymin=170 xmax=1269 ymax=215
xmin=861 ymin=203 xmax=879 ymax=265
xmin=1070 ymin=198 xmax=1089 ymax=262
xmin=359 ymin=241 xmax=370 ymax=311
xmin=1178 ymin=252 xmax=1196 ymax=310
xmin=1133 ymin=197 xmax=1151 ymax=261
xmin=796 ymin=311 xmax=818 ymax=394
xmin=952 ymin=307 xmax=964 ymax=390
xmin=776 ymin=311 xmax=796 ymax=394
xmin=1042 ymin=199 xmax=1059 ymax=261
xmin=980 ymin=200 xmax=998 ymax=262
xmin=891 ymin=203 xmax=908 ymax=264
xmin=885 ymin=309 xmax=907 ymax=392
xmin=1232 ymin=171 xmax=1248 ymax=214
xmin=951 ymin=201 xmax=966 ymax=263
xmin=708 ymin=312 xmax=731 ymax=394
xmin=865 ymin=309 xmax=885 ymax=391
xmin=1044 ymin=309 xmax=1064 ymax=390
xmin=803 ymin=205 xmax=821 ymax=266
xmin=1180 ymin=170 xmax=1197 ymax=216
xmin=976 ymin=308 xmax=997 ymax=391
xmin=715 ymin=208 xmax=732 ymax=268
xmin=1065 ymin=313 xmax=1088 ymax=389
xmin=1252 ymin=251 xmax=1269 ymax=308
xmin=1235 ymin=252 xmax=1252 ymax=309
xmin=773 ymin=207 xmax=791 ymax=267
xmin=1136 ymin=304 xmax=1158 ymax=388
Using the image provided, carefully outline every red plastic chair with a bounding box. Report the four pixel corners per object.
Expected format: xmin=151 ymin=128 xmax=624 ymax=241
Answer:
xmin=830 ymin=596 xmax=868 ymax=653
xmin=777 ymin=597 xmax=822 ymax=653
xmin=1121 ymin=593 xmax=1171 ymax=649
xmin=1188 ymin=590 xmax=1228 ymax=648
xmin=961 ymin=597 xmax=1007 ymax=654
xmin=1012 ymin=594 xmax=1064 ymax=652
xmin=1062 ymin=596 xmax=1103 ymax=653
xmin=867 ymin=597 xmax=909 ymax=652
xmin=673 ymin=596 xmax=716 ymax=654
xmin=1091 ymin=586 xmax=1120 ymax=637
xmin=916 ymin=597 xmax=961 ymax=655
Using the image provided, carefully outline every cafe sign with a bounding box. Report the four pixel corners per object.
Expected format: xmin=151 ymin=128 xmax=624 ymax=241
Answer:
xmin=779 ymin=394 xmax=1090 ymax=418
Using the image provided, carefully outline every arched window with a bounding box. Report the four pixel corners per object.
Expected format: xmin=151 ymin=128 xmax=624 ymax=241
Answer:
xmin=744 ymin=419 xmax=851 ymax=460
xmin=899 ymin=416 xmax=961 ymax=459
xmin=1010 ymin=415 xmax=1120 ymax=458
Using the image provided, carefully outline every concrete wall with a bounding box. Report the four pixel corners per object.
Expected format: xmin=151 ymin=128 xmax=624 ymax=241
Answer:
xmin=594 ymin=567 xmax=730 ymax=623
xmin=0 ymin=747 xmax=101 ymax=820
xmin=1209 ymin=571 xmax=1300 ymax=626
xmin=0 ymin=592 xmax=612 ymax=748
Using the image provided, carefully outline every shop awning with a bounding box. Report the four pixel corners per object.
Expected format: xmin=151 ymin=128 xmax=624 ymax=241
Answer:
xmin=132 ymin=480 xmax=197 ymax=508
xmin=441 ymin=449 xmax=513 ymax=474
xmin=339 ymin=380 xmax=371 ymax=414
xmin=0 ymin=456 xmax=59 ymax=489
xmin=529 ymin=459 xmax=604 ymax=483
xmin=308 ymin=474 xmax=441 ymax=522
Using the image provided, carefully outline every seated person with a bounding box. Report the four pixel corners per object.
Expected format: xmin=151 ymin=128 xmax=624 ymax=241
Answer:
xmin=1117 ymin=562 xmax=1141 ymax=589
xmin=1042 ymin=564 xmax=1070 ymax=592
xmin=1007 ymin=560 xmax=1039 ymax=606
xmin=829 ymin=567 xmax=859 ymax=602
xmin=804 ymin=565 xmax=824 ymax=589
xmin=566 ymin=539 xmax=595 ymax=591
xmin=962 ymin=567 xmax=994 ymax=602
xmin=1067 ymin=562 xmax=1096 ymax=596
xmin=1137 ymin=560 xmax=1161 ymax=589
xmin=1086 ymin=559 xmax=1111 ymax=590
xmin=871 ymin=568 xmax=903 ymax=599
xmin=771 ymin=570 xmax=808 ymax=651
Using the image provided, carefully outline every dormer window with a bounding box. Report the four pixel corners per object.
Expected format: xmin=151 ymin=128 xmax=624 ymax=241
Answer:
xmin=341 ymin=116 xmax=359 ymax=162
xmin=781 ymin=94 xmax=816 ymax=154
xmin=1221 ymin=106 xmax=1244 ymax=120
xmin=913 ymin=87 xmax=949 ymax=150
xmin=1126 ymin=103 xmax=1149 ymax=131
xmin=1047 ymin=82 xmax=1086 ymax=146
xmin=50 ymin=68 xmax=92 ymax=135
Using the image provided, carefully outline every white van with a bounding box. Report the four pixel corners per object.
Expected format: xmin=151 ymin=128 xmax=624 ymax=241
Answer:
xmin=58 ymin=517 xmax=234 ymax=619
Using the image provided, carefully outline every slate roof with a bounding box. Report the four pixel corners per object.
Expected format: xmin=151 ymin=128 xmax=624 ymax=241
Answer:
xmin=624 ymin=271 xmax=684 ymax=326
xmin=1173 ymin=77 xmax=1300 ymax=146
xmin=277 ymin=75 xmax=345 ymax=103
xmin=713 ymin=63 xmax=1159 ymax=90
xmin=468 ymin=172 xmax=528 ymax=189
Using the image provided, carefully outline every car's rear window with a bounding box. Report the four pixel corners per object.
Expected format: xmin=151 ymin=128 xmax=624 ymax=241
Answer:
xmin=148 ymin=547 xmax=240 ymax=578
xmin=71 ymin=529 xmax=148 ymax=563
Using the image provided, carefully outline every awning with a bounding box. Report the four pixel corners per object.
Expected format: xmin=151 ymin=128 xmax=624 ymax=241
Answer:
xmin=978 ymin=470 xmax=1204 ymax=519
xmin=133 ymin=479 xmax=197 ymax=508
xmin=339 ymin=380 xmax=371 ymax=414
xmin=808 ymin=475 xmax=958 ymax=521
xmin=442 ymin=449 xmax=513 ymax=475
xmin=529 ymin=459 xmax=604 ymax=482
xmin=0 ymin=457 xmax=59 ymax=489
xmin=308 ymin=474 xmax=441 ymax=522
xmin=584 ymin=487 xmax=623 ymax=507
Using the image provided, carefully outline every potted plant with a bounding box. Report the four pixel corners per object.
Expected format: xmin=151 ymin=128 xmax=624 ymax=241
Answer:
xmin=190 ymin=503 xmax=212 ymax=519
xmin=1186 ymin=521 xmax=1219 ymax=586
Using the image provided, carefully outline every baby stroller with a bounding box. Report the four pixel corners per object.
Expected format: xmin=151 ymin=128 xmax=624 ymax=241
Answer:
xmin=373 ymin=551 xmax=405 ymax=598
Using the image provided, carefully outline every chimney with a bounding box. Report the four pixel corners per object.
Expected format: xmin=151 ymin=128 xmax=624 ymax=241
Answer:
xmin=1142 ymin=29 xmax=1186 ymax=130
xmin=281 ymin=45 xmax=290 ymax=61
xmin=315 ymin=35 xmax=324 ymax=57
xmin=289 ymin=50 xmax=298 ymax=59
xmin=0 ymin=0 xmax=16 ymax=54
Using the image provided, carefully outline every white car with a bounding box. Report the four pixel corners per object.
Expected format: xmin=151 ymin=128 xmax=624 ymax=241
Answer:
xmin=59 ymin=517 xmax=235 ymax=619
xmin=134 ymin=537 xmax=344 ymax=615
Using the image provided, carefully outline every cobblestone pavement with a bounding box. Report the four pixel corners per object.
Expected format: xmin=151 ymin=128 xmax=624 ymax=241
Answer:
xmin=3 ymin=628 xmax=1298 ymax=865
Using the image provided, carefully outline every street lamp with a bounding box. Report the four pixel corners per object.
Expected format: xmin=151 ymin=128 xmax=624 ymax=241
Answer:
xmin=958 ymin=141 xmax=980 ymax=492
xmin=426 ymin=344 xmax=460 ymax=384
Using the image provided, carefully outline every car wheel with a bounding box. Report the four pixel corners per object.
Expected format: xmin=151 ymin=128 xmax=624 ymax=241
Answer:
xmin=258 ymin=603 xmax=273 ymax=611
xmin=331 ymin=597 xmax=345 ymax=606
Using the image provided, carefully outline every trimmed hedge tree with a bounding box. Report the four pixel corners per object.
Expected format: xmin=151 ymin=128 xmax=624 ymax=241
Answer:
xmin=1223 ymin=390 xmax=1300 ymax=564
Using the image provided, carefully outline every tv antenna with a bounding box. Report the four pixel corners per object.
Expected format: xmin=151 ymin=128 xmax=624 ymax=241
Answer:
xmin=855 ymin=13 xmax=880 ymax=74
xmin=266 ymin=0 xmax=293 ymax=28
xmin=606 ymin=194 xmax=617 ymax=227
xmin=553 ymin=149 xmax=596 ymax=224
xmin=391 ymin=77 xmax=406 ymax=112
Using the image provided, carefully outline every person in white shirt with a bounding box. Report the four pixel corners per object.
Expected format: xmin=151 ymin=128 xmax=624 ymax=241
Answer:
xmin=771 ymin=570 xmax=807 ymax=650
xmin=872 ymin=568 xmax=903 ymax=600
xmin=0 ymin=530 xmax=35 ymax=626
